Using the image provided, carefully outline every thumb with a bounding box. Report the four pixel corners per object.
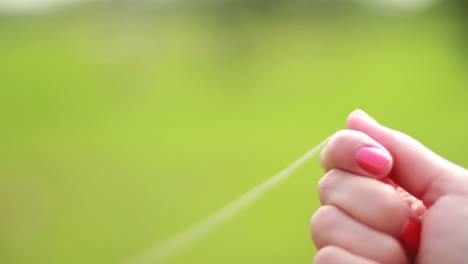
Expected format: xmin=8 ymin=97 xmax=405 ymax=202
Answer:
xmin=346 ymin=110 xmax=468 ymax=207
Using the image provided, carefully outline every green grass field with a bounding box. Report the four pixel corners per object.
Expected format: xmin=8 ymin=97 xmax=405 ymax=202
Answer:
xmin=0 ymin=6 xmax=467 ymax=264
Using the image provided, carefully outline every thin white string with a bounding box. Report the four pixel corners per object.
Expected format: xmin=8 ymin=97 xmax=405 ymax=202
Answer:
xmin=123 ymin=136 xmax=331 ymax=264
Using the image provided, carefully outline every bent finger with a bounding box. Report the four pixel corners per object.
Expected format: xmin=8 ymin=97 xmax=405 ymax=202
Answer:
xmin=311 ymin=205 xmax=408 ymax=264
xmin=320 ymin=129 xmax=393 ymax=179
xmin=347 ymin=109 xmax=468 ymax=206
xmin=314 ymin=245 xmax=379 ymax=264
xmin=319 ymin=169 xmax=411 ymax=236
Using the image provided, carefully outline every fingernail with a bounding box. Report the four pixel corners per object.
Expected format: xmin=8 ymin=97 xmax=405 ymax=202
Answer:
xmin=355 ymin=147 xmax=390 ymax=175
xmin=353 ymin=109 xmax=378 ymax=124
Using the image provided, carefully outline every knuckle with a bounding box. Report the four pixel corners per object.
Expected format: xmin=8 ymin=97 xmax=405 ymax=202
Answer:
xmin=329 ymin=129 xmax=368 ymax=147
xmin=322 ymin=168 xmax=343 ymax=182
xmin=317 ymin=174 xmax=332 ymax=202
xmin=326 ymin=130 xmax=349 ymax=163
xmin=313 ymin=245 xmax=341 ymax=264
xmin=328 ymin=130 xmax=349 ymax=145
xmin=310 ymin=205 xmax=340 ymax=244
xmin=317 ymin=169 xmax=343 ymax=203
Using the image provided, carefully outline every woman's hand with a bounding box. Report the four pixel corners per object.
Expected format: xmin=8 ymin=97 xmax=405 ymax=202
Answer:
xmin=310 ymin=110 xmax=468 ymax=264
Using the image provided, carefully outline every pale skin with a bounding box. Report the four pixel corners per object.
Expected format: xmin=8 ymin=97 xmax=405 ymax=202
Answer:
xmin=310 ymin=110 xmax=468 ymax=264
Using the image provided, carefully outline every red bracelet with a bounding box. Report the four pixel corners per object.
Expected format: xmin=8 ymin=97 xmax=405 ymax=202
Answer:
xmin=382 ymin=178 xmax=422 ymax=254
xmin=399 ymin=217 xmax=421 ymax=254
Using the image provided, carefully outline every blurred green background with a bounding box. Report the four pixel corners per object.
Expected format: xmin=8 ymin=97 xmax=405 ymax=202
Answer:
xmin=0 ymin=0 xmax=467 ymax=263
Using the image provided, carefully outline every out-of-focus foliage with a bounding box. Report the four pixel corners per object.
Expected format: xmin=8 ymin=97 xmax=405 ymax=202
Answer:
xmin=0 ymin=1 xmax=467 ymax=264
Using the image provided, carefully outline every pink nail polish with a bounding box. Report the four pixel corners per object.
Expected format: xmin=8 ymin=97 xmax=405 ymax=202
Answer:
xmin=355 ymin=147 xmax=390 ymax=175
